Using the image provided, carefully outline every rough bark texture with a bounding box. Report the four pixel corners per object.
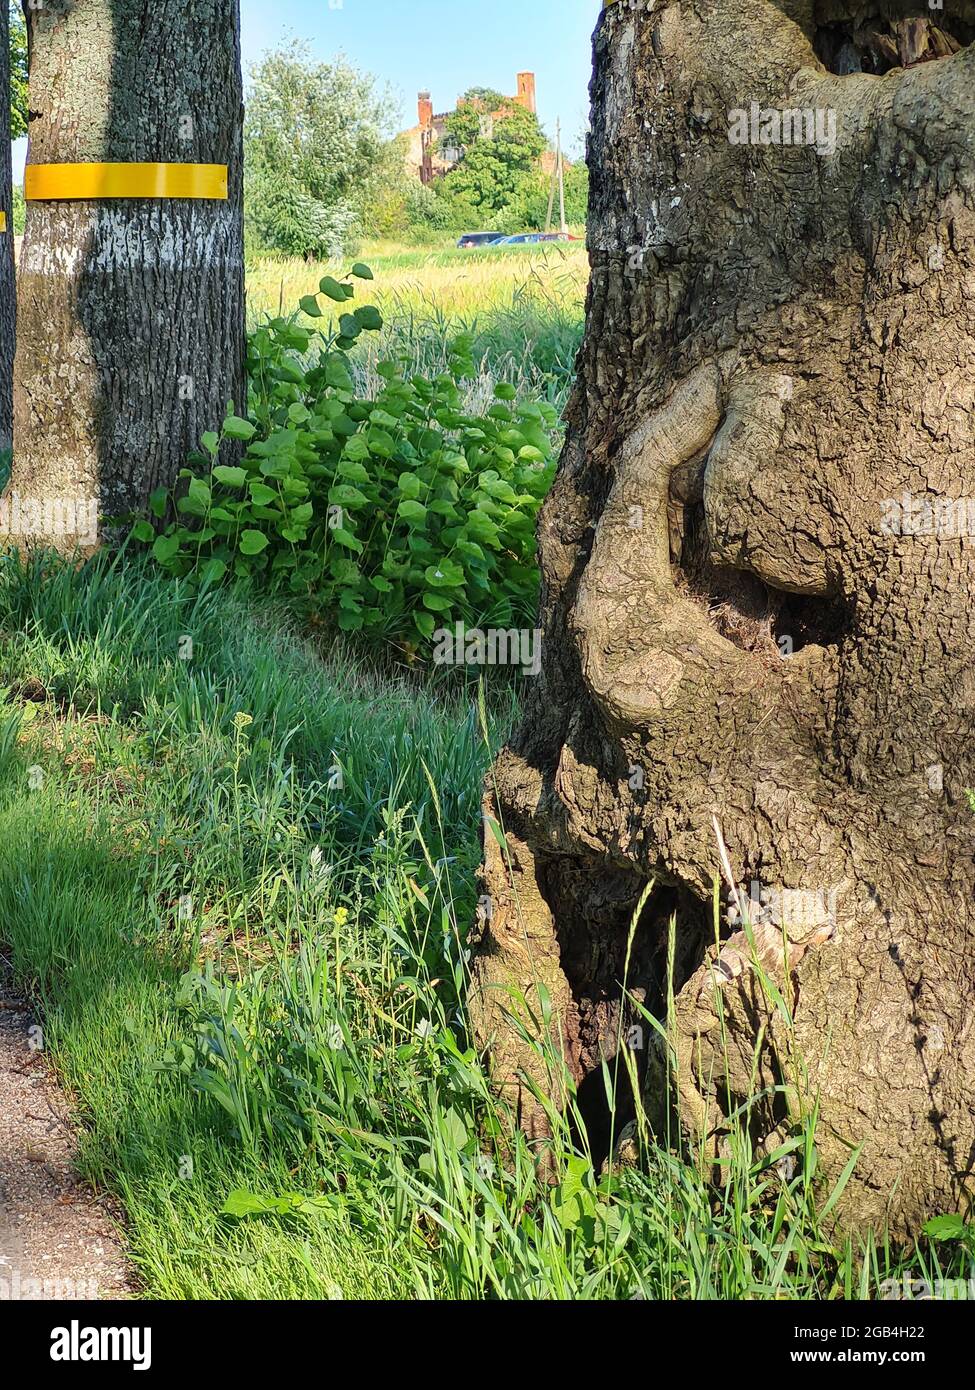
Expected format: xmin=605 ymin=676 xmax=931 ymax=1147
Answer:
xmin=472 ymin=0 xmax=975 ymax=1235
xmin=8 ymin=0 xmax=245 ymax=548
xmin=0 ymin=3 xmax=13 ymax=454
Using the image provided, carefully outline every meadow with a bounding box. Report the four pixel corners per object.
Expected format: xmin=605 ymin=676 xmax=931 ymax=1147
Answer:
xmin=246 ymin=238 xmax=589 ymax=415
xmin=0 ymin=241 xmax=969 ymax=1301
xmin=0 ymin=552 xmax=971 ymax=1299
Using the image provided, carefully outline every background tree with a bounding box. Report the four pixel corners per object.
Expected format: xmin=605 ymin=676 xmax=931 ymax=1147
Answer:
xmin=460 ymin=86 xmax=507 ymax=110
xmin=245 ymin=42 xmax=397 ymax=258
xmin=0 ymin=2 xmax=14 ymax=456
xmin=440 ymin=88 xmax=507 ymax=150
xmin=471 ymin=0 xmax=975 ymax=1235
xmin=438 ymin=101 xmax=546 ymax=219
xmin=358 ymin=144 xmax=455 ymax=242
xmin=506 ymin=161 xmax=589 ymax=232
xmin=10 ymin=0 xmax=245 ymax=546
xmin=9 ymin=2 xmax=27 ymax=138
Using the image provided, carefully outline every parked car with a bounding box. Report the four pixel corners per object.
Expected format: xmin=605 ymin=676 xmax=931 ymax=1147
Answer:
xmin=456 ymin=232 xmax=505 ymax=248
xmin=496 ymin=232 xmax=570 ymax=245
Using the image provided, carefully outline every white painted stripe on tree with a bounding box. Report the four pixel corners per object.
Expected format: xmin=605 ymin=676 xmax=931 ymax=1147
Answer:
xmin=20 ymin=205 xmax=243 ymax=275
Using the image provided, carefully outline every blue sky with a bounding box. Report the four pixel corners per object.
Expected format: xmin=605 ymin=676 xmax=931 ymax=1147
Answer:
xmin=239 ymin=0 xmax=596 ymax=154
xmin=13 ymin=1 xmax=597 ymax=178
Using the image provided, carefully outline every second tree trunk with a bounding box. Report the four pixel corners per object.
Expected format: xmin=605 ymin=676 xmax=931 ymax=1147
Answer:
xmin=11 ymin=0 xmax=245 ymax=549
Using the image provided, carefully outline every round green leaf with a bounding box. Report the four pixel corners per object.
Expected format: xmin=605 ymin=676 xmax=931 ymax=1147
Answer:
xmin=239 ymin=529 xmax=270 ymax=556
xmin=397 ymin=500 xmax=427 ymax=526
xmin=249 ymin=483 xmax=278 ymax=506
xmin=223 ymin=415 xmax=257 ymax=442
xmin=923 ymin=1215 xmax=968 ymax=1241
xmin=354 ymin=305 xmax=383 ymax=332
xmin=213 ymin=465 xmax=248 ymax=487
xmin=320 ymin=276 xmax=352 ymax=302
xmin=199 ymin=557 xmax=228 ymax=586
xmin=422 ymin=592 xmax=453 ymax=613
xmin=152 ymin=534 xmax=180 ymax=566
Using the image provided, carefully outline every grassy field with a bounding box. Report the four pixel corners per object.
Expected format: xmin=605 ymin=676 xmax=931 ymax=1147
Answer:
xmin=0 ymin=551 xmax=971 ymax=1300
xmin=246 ymin=238 xmax=589 ymax=415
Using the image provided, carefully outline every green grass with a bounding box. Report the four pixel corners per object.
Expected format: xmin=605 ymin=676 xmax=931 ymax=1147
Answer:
xmin=0 ymin=551 xmax=970 ymax=1300
xmin=246 ymin=238 xmax=587 ymax=416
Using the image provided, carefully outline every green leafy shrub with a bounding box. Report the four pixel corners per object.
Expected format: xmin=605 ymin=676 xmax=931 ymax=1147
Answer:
xmin=135 ymin=266 xmax=558 ymax=652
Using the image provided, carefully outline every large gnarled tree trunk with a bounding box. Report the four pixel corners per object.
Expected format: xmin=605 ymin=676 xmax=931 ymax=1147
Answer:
xmin=472 ymin=0 xmax=975 ymax=1234
xmin=8 ymin=0 xmax=245 ymax=549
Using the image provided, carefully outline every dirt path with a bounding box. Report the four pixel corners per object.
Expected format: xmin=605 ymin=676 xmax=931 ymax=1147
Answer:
xmin=0 ymin=984 xmax=132 ymax=1300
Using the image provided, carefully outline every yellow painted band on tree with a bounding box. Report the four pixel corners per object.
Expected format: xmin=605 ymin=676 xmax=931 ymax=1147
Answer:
xmin=0 ymin=213 xmax=6 ymax=232
xmin=25 ymin=163 xmax=228 ymax=201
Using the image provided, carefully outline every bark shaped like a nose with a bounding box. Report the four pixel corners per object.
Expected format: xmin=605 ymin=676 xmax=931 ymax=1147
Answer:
xmin=703 ymin=372 xmax=839 ymax=599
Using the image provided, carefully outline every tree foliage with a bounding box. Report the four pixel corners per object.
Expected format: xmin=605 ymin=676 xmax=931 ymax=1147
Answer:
xmin=359 ymin=153 xmax=456 ymax=241
xmin=442 ymin=88 xmax=507 ymax=149
xmin=244 ymin=42 xmax=397 ymax=258
xmin=460 ymin=86 xmax=506 ymax=110
xmin=10 ymin=2 xmax=28 ymax=139
xmin=438 ymin=101 xmax=547 ymax=218
xmin=505 ymin=160 xmax=590 ymax=231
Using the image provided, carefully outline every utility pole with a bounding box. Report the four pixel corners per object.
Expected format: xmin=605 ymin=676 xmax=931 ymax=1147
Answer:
xmin=557 ymin=118 xmax=567 ymax=236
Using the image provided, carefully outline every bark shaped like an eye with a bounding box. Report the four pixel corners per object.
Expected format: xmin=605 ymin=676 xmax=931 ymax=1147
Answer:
xmin=701 ymin=373 xmax=838 ymax=598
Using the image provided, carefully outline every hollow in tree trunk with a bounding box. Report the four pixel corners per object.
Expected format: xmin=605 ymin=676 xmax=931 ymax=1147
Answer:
xmin=471 ymin=0 xmax=975 ymax=1235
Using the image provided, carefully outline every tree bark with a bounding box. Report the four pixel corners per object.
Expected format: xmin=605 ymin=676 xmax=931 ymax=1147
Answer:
xmin=472 ymin=0 xmax=975 ymax=1235
xmin=8 ymin=0 xmax=245 ymax=549
xmin=0 ymin=3 xmax=14 ymax=455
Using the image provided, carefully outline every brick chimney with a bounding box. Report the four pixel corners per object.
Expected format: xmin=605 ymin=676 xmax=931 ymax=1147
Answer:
xmin=418 ymin=91 xmax=433 ymax=129
xmin=516 ymin=72 xmax=536 ymax=114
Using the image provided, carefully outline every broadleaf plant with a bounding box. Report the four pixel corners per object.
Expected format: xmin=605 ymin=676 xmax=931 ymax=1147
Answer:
xmin=135 ymin=267 xmax=558 ymax=656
